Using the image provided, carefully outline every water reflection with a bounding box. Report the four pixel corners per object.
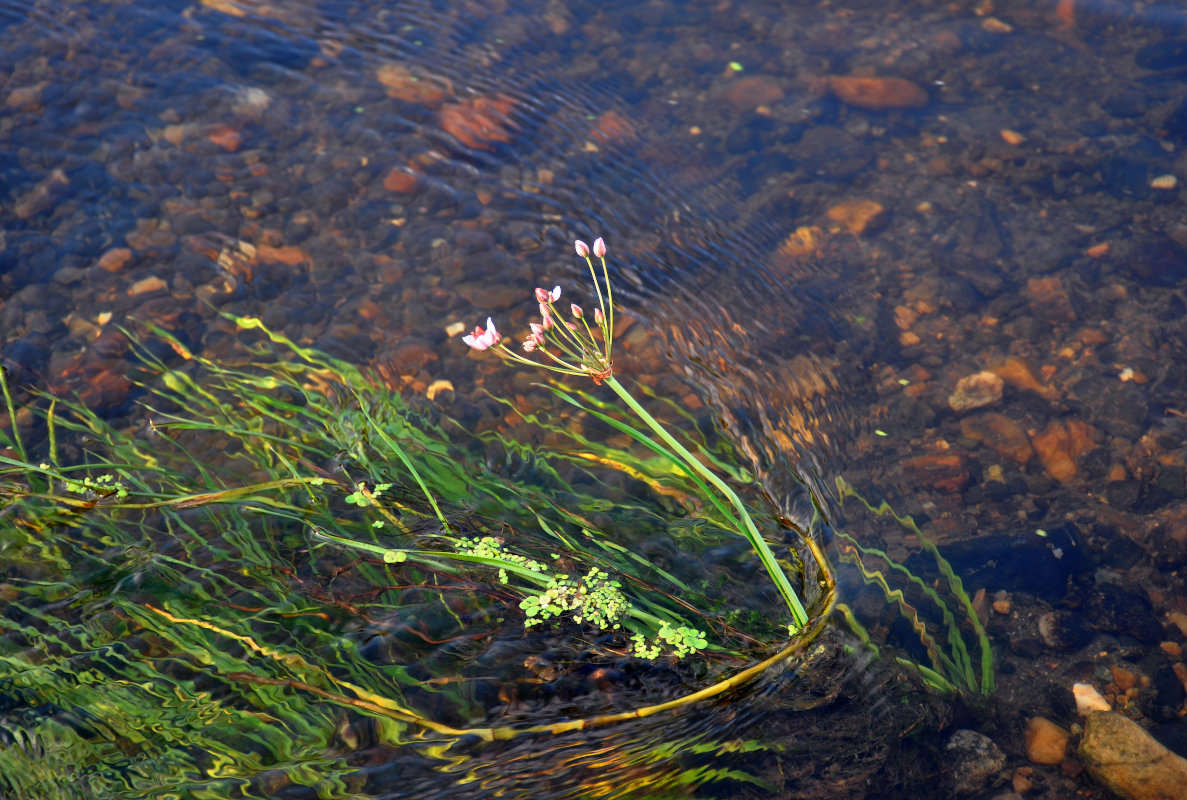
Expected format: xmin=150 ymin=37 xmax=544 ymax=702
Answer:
xmin=3 ymin=0 xmax=1187 ymax=796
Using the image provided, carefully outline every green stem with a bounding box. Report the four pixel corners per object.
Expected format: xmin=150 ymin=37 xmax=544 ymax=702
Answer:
xmin=603 ymin=376 xmax=808 ymax=628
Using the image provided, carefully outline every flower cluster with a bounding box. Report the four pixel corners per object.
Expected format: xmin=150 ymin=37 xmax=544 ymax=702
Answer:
xmin=462 ymin=237 xmax=616 ymax=384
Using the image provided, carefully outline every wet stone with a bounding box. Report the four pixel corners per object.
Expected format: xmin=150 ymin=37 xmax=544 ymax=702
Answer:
xmin=1025 ymin=716 xmax=1069 ymax=765
xmin=717 ymin=75 xmax=785 ymax=112
xmin=1026 ymin=276 xmax=1076 ymax=323
xmin=1038 ymin=610 xmax=1093 ymax=651
xmin=961 ymin=412 xmax=1034 ymax=464
xmin=1070 ymin=377 xmax=1148 ymax=440
xmin=1084 ymin=585 xmax=1162 ymax=645
xmin=945 ymin=729 xmax=1006 ymax=795
xmin=1031 ymin=420 xmax=1097 ymax=484
xmin=900 ymin=452 xmax=970 ymax=493
xmin=1080 ymin=711 xmax=1187 ymax=800
xmin=822 ymin=75 xmax=929 ymax=110
xmin=949 ymin=371 xmax=1003 ymax=412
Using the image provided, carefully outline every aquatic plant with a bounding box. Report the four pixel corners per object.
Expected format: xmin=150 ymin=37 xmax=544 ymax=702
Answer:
xmin=832 ymin=477 xmax=995 ymax=695
xmin=456 ymin=236 xmax=814 ymax=634
xmin=0 ymin=279 xmax=840 ymax=799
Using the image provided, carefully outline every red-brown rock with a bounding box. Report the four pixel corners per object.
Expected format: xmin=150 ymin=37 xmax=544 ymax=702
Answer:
xmin=822 ymin=76 xmax=928 ymax=110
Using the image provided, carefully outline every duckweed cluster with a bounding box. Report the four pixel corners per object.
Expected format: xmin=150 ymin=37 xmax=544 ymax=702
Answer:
xmin=520 ymin=567 xmax=628 ymax=630
xmin=457 ymin=535 xmax=548 ymax=584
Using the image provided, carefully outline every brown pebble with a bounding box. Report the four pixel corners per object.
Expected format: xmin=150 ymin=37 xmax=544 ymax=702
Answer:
xmin=383 ymin=167 xmax=420 ymax=194
xmin=1026 ymin=276 xmax=1076 ymax=322
xmin=949 ymin=371 xmax=1004 ymax=412
xmin=1111 ymin=666 xmax=1139 ymax=692
xmin=256 ymin=244 xmax=309 ymax=266
xmin=823 ymin=75 xmax=928 ymax=110
xmin=1000 ymin=129 xmax=1026 ymax=146
xmin=98 ymin=248 xmax=134 ymax=273
xmin=1012 ymin=771 xmax=1033 ymax=793
xmin=1025 ymin=716 xmax=1070 ymax=764
xmin=1173 ymin=662 xmax=1187 ymax=694
xmin=899 ymin=452 xmax=970 ymax=493
xmin=128 ymin=276 xmax=168 ymax=297
xmin=961 ymin=412 xmax=1034 ymax=464
xmin=990 ymin=356 xmax=1059 ymax=401
xmin=1030 ymin=420 xmax=1096 ymax=484
xmin=6 ymin=83 xmax=45 ymax=109
xmin=207 ymin=125 xmax=242 ymax=153
xmin=1159 ymin=641 xmax=1182 ymax=658
xmin=719 ymin=75 xmax=785 ymax=112
xmin=375 ymin=63 xmax=448 ymax=107
xmin=826 ymin=199 xmax=885 ymax=235
xmin=993 ymin=599 xmax=1012 ymax=614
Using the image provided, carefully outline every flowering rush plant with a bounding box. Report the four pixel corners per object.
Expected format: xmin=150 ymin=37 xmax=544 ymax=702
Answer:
xmin=462 ymin=236 xmax=810 ymax=633
xmin=464 ymin=237 xmax=616 ymax=385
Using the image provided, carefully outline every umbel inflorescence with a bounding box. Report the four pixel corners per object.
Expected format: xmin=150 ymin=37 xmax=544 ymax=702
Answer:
xmin=463 ymin=237 xmax=615 ymax=384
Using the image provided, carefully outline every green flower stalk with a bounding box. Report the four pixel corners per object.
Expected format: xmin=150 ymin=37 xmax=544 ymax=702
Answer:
xmin=462 ymin=236 xmax=809 ymax=630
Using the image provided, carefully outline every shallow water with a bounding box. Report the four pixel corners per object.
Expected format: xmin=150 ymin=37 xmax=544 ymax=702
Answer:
xmin=4 ymin=0 xmax=1187 ymax=797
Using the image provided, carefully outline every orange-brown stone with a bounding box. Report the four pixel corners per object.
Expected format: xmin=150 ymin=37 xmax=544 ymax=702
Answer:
xmin=990 ymin=356 xmax=1059 ymax=401
xmin=1031 ymin=419 xmax=1096 ymax=484
xmin=256 ymin=244 xmax=310 ymax=266
xmin=440 ymin=95 xmax=516 ymax=151
xmin=591 ymin=110 xmax=638 ymax=144
xmin=383 ymin=167 xmax=420 ymax=194
xmin=98 ymin=248 xmax=134 ymax=273
xmin=1026 ymin=276 xmax=1076 ymax=322
xmin=376 ymin=63 xmax=449 ymax=107
xmin=961 ymin=412 xmax=1034 ymax=464
xmin=826 ymin=199 xmax=885 ymax=235
xmin=822 ymin=76 xmax=928 ymax=110
xmin=207 ymin=125 xmax=242 ymax=153
xmin=720 ymin=75 xmax=785 ymax=112
xmin=900 ymin=452 xmax=970 ymax=493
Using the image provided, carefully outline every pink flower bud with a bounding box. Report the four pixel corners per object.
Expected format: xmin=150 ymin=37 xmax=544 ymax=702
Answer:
xmin=594 ymin=308 xmax=604 ymax=325
xmin=575 ymin=240 xmax=590 ymax=258
xmin=523 ymin=338 xmax=537 ymax=352
xmin=571 ymin=304 xmax=583 ymax=318
xmin=530 ymin=322 xmax=546 ymax=335
xmin=535 ymin=287 xmax=549 ymax=303
xmin=541 ymin=312 xmax=554 ymax=331
xmin=593 ymin=237 xmax=606 ymax=258
xmin=566 ymin=322 xmax=578 ymax=331
xmin=531 ymin=331 xmax=546 ymax=345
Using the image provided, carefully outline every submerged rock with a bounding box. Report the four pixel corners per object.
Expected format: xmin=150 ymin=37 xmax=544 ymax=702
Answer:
xmin=946 ymin=729 xmax=1006 ymax=795
xmin=1080 ymin=711 xmax=1187 ymax=800
xmin=949 ymin=370 xmax=1004 ymax=412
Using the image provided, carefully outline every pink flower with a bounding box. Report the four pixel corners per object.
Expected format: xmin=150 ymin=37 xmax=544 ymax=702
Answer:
xmin=594 ymin=308 xmax=604 ymax=325
xmin=523 ymin=338 xmax=538 ymax=352
xmin=535 ymin=285 xmax=561 ymax=304
xmin=575 ymin=240 xmax=590 ymax=258
xmin=593 ymin=237 xmax=606 ymax=258
xmin=571 ymin=304 xmax=583 ymax=318
xmin=462 ymin=317 xmax=501 ymax=351
xmin=541 ymin=312 xmax=554 ymax=331
xmin=530 ymin=322 xmax=546 ymax=336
